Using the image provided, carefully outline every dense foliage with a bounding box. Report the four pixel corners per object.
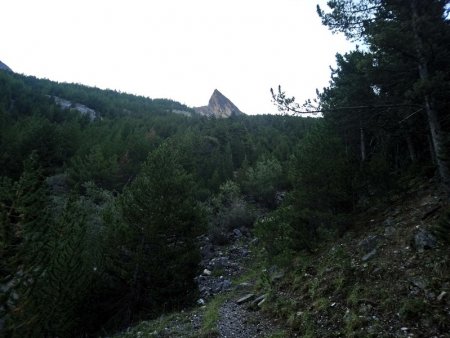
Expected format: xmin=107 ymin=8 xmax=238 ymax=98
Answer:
xmin=286 ymin=0 xmax=450 ymax=193
xmin=1 ymin=2 xmax=449 ymax=335
xmin=0 ymin=70 xmax=318 ymax=336
xmin=264 ymin=0 xmax=450 ymax=263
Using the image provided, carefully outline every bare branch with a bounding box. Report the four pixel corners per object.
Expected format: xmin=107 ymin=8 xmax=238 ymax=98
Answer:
xmin=270 ymin=86 xmax=422 ymax=116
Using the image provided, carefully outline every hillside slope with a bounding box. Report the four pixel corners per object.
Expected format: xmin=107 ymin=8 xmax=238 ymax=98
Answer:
xmin=0 ymin=60 xmax=12 ymax=72
xmin=262 ymin=178 xmax=449 ymax=337
xmin=114 ymin=178 xmax=449 ymax=337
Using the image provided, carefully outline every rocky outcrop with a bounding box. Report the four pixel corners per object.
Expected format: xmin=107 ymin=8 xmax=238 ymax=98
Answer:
xmin=51 ymin=96 xmax=99 ymax=121
xmin=172 ymin=109 xmax=193 ymax=117
xmin=0 ymin=60 xmax=12 ymax=72
xmin=195 ymin=232 xmax=249 ymax=301
xmin=194 ymin=89 xmax=244 ymax=118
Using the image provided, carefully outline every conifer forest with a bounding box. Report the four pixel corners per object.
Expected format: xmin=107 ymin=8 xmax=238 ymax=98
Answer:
xmin=1 ymin=1 xmax=450 ymax=337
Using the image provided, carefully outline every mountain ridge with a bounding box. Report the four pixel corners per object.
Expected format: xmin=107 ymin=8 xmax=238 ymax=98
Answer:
xmin=0 ymin=60 xmax=12 ymax=72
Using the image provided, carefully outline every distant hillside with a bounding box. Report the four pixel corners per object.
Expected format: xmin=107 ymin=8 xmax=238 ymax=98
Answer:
xmin=0 ymin=60 xmax=12 ymax=72
xmin=0 ymin=70 xmax=195 ymax=120
xmin=0 ymin=69 xmax=317 ymax=185
xmin=194 ymin=89 xmax=244 ymax=118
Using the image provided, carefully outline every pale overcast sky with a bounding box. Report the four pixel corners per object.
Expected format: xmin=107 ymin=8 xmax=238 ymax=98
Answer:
xmin=1 ymin=0 xmax=353 ymax=114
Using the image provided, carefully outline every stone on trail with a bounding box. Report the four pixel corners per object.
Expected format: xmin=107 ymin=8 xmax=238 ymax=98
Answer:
xmin=362 ymin=249 xmax=377 ymax=262
xmin=413 ymin=229 xmax=437 ymax=251
xmin=248 ymin=294 xmax=267 ymax=310
xmin=437 ymin=291 xmax=447 ymax=302
xmin=236 ymin=293 xmax=255 ymax=305
xmin=358 ymin=235 xmax=380 ymax=254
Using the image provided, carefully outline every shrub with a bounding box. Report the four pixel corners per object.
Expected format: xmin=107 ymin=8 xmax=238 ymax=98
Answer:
xmin=256 ymin=125 xmax=354 ymax=264
xmin=255 ymin=206 xmax=296 ymax=265
xmin=206 ymin=181 xmax=256 ymax=245
xmin=399 ymin=299 xmax=427 ymax=320
xmin=240 ymin=157 xmax=284 ymax=208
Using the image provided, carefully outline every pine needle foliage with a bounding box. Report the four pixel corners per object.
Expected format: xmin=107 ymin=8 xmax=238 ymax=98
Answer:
xmin=114 ymin=142 xmax=204 ymax=326
xmin=1 ymin=155 xmax=110 ymax=337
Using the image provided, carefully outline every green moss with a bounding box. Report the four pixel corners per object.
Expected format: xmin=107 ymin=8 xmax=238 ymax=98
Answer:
xmin=299 ymin=311 xmax=316 ymax=337
xmin=344 ymin=310 xmax=367 ymax=337
xmin=200 ymin=294 xmax=227 ymax=337
xmin=308 ymin=277 xmax=321 ymax=298
xmin=313 ymin=297 xmax=329 ymax=311
xmin=211 ymin=267 xmax=226 ymax=277
xmin=347 ymin=285 xmax=362 ymax=307
xmin=113 ymin=312 xmax=194 ymax=338
xmin=399 ymin=299 xmax=427 ymax=320
xmin=268 ymin=330 xmax=290 ymax=338
xmin=377 ymin=289 xmax=397 ymax=313
xmin=330 ymin=272 xmax=347 ymax=293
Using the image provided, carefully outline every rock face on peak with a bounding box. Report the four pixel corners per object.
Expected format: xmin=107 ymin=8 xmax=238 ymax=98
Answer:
xmin=194 ymin=89 xmax=244 ymax=118
xmin=0 ymin=60 xmax=12 ymax=72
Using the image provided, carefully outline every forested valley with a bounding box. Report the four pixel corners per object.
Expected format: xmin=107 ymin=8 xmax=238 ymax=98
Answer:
xmin=1 ymin=1 xmax=450 ymax=337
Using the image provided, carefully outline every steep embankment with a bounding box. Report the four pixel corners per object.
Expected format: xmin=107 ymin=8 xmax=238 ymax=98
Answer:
xmin=262 ymin=178 xmax=449 ymax=337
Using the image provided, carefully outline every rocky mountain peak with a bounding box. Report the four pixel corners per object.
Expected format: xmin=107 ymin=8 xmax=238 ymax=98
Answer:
xmin=0 ymin=60 xmax=12 ymax=72
xmin=194 ymin=89 xmax=244 ymax=118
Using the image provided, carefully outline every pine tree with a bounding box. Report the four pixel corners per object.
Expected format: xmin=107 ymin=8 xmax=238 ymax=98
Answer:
xmin=318 ymin=0 xmax=450 ymax=195
xmin=1 ymin=155 xmax=108 ymax=337
xmin=0 ymin=153 xmax=53 ymax=336
xmin=289 ymin=125 xmax=353 ymax=250
xmin=116 ymin=142 xmax=203 ymax=324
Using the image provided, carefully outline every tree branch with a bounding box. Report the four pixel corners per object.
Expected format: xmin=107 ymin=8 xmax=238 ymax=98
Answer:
xmin=270 ymin=86 xmax=423 ymax=115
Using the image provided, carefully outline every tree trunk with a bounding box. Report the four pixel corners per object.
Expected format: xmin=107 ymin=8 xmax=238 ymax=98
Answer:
xmin=406 ymin=134 xmax=417 ymax=163
xmin=411 ymin=0 xmax=450 ymax=195
xmin=423 ymin=96 xmax=450 ymax=191
xmin=128 ymin=235 xmax=145 ymax=324
xmin=428 ymin=134 xmax=437 ymax=165
xmin=360 ymin=125 xmax=366 ymax=162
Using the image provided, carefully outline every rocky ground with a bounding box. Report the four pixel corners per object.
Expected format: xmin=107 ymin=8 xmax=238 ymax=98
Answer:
xmin=263 ymin=178 xmax=450 ymax=337
xmin=115 ymin=227 xmax=283 ymax=338
xmin=195 ymin=230 xmax=283 ymax=338
xmin=217 ymin=300 xmax=275 ymax=337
